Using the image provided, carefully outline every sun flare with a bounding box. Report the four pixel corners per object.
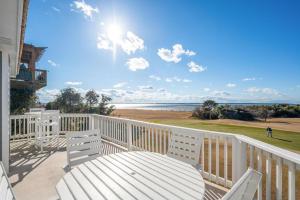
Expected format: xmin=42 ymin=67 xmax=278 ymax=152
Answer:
xmin=107 ymin=23 xmax=123 ymax=44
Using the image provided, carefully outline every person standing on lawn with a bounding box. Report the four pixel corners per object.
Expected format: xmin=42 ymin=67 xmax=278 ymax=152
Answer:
xmin=266 ymin=126 xmax=273 ymax=137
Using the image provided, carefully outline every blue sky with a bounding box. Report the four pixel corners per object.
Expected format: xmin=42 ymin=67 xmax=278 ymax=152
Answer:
xmin=26 ymin=0 xmax=300 ymax=103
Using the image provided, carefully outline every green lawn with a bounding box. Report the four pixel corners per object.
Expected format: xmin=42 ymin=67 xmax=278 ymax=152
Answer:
xmin=149 ymin=119 xmax=300 ymax=152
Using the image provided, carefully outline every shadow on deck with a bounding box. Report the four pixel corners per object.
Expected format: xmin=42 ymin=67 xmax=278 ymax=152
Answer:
xmin=9 ymin=136 xmax=227 ymax=200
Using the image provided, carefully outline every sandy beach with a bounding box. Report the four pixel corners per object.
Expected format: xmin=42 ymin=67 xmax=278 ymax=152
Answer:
xmin=112 ymin=109 xmax=300 ymax=133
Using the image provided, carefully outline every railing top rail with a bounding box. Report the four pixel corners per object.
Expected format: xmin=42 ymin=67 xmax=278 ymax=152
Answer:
xmin=237 ymin=135 xmax=300 ymax=165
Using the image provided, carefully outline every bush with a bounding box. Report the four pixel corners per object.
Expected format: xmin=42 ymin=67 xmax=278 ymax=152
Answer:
xmin=219 ymin=108 xmax=255 ymax=121
xmin=192 ymin=107 xmax=219 ymax=120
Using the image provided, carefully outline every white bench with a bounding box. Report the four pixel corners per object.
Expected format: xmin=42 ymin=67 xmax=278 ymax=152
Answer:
xmin=66 ymin=130 xmax=102 ymax=169
xmin=222 ymin=168 xmax=262 ymax=200
xmin=0 ymin=162 xmax=15 ymax=200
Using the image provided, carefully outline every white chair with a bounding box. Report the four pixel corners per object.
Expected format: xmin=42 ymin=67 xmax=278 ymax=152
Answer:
xmin=167 ymin=127 xmax=203 ymax=168
xmin=35 ymin=110 xmax=60 ymax=151
xmin=221 ymin=168 xmax=262 ymax=200
xmin=66 ymin=130 xmax=102 ymax=169
xmin=0 ymin=162 xmax=16 ymax=200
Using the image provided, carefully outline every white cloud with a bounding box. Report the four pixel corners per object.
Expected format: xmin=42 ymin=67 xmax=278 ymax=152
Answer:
xmin=157 ymin=44 xmax=196 ymax=63
xmin=97 ymin=31 xmax=144 ymax=55
xmin=71 ymin=0 xmax=98 ymax=19
xmin=246 ymin=87 xmax=280 ymax=96
xmin=126 ymin=57 xmax=149 ymax=71
xmin=226 ymin=83 xmax=236 ymax=88
xmin=52 ymin=6 xmax=60 ymax=12
xmin=183 ymin=79 xmax=192 ymax=83
xmin=101 ymin=87 xmax=202 ymax=103
xmin=37 ymin=89 xmax=60 ymax=102
xmin=48 ymin=59 xmax=59 ymax=67
xmin=211 ymin=90 xmax=231 ymax=97
xmin=97 ymin=34 xmax=113 ymax=50
xmin=165 ymin=76 xmax=191 ymax=83
xmin=173 ymin=76 xmax=181 ymax=82
xmin=65 ymin=81 xmax=82 ymax=86
xmin=121 ymin=32 xmax=144 ymax=54
xmin=138 ymin=85 xmax=154 ymax=90
xmin=203 ymin=88 xmax=210 ymax=92
xmin=242 ymin=77 xmax=256 ymax=81
xmin=149 ymin=75 xmax=161 ymax=81
xmin=165 ymin=78 xmax=173 ymax=82
xmin=187 ymin=61 xmax=206 ymax=72
xmin=113 ymin=82 xmax=127 ymax=88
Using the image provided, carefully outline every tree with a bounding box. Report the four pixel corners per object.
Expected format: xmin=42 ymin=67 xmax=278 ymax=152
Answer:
xmin=85 ymin=90 xmax=99 ymax=112
xmin=10 ymin=88 xmax=38 ymax=114
xmin=258 ymin=106 xmax=271 ymax=122
xmin=98 ymin=94 xmax=115 ymax=115
xmin=202 ymin=100 xmax=218 ymax=120
xmin=54 ymin=88 xmax=83 ymax=113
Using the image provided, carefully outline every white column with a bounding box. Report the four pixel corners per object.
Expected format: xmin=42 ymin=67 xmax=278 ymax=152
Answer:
xmin=0 ymin=50 xmax=10 ymax=172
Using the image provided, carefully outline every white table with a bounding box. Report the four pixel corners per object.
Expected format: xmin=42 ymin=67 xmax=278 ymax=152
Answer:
xmin=56 ymin=151 xmax=205 ymax=200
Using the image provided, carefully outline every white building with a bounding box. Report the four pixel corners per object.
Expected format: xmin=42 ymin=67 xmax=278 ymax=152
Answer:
xmin=0 ymin=0 xmax=28 ymax=172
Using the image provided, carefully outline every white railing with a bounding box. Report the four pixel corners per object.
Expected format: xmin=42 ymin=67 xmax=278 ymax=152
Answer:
xmin=10 ymin=115 xmax=37 ymax=139
xmin=9 ymin=113 xmax=300 ymax=200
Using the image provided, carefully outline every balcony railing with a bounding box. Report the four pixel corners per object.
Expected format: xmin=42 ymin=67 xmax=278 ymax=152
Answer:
xmin=9 ymin=113 xmax=300 ymax=200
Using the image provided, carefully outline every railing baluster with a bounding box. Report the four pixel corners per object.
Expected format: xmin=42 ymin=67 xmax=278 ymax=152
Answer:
xmin=156 ymin=128 xmax=158 ymax=153
xmin=163 ymin=129 xmax=167 ymax=154
xmin=208 ymin=136 xmax=212 ymax=181
xmin=257 ymin=149 xmax=262 ymax=200
xmin=249 ymin=145 xmax=254 ymax=168
xmin=148 ymin=126 xmax=150 ymax=151
xmin=275 ymin=157 xmax=282 ymax=200
xmin=151 ymin=127 xmax=154 ymax=152
xmin=288 ymin=162 xmax=296 ymax=200
xmin=201 ymin=138 xmax=204 ymax=174
xmin=159 ymin=129 xmax=162 ymax=153
xmin=266 ymin=153 xmax=272 ymax=200
xmin=216 ymin=136 xmax=219 ymax=183
xmin=224 ymin=137 xmax=228 ymax=187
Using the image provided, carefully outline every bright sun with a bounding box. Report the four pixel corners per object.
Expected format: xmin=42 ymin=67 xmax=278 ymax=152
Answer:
xmin=107 ymin=23 xmax=123 ymax=44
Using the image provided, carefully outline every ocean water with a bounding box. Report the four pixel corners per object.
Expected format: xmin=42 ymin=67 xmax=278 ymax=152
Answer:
xmin=111 ymin=103 xmax=277 ymax=112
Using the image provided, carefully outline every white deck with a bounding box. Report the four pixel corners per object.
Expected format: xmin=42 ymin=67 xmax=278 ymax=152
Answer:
xmin=9 ymin=137 xmax=227 ymax=200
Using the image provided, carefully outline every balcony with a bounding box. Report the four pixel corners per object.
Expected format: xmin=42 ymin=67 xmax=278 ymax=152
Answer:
xmin=10 ymin=66 xmax=47 ymax=90
xmin=8 ymin=113 xmax=300 ymax=200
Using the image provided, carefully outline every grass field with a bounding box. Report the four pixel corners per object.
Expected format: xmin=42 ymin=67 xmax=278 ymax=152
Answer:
xmin=150 ymin=119 xmax=300 ymax=152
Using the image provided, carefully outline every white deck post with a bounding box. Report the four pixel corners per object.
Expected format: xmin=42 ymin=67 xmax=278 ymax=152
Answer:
xmin=0 ymin=50 xmax=10 ymax=172
xmin=232 ymin=137 xmax=242 ymax=184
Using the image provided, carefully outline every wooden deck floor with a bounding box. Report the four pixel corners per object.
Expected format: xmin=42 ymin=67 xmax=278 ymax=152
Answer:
xmin=8 ymin=136 xmax=227 ymax=200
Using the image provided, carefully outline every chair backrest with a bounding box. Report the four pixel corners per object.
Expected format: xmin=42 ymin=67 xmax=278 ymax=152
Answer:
xmin=167 ymin=127 xmax=203 ymax=166
xmin=29 ymin=108 xmax=45 ymax=113
xmin=39 ymin=111 xmax=60 ymax=135
xmin=0 ymin=162 xmax=16 ymax=200
xmin=66 ymin=130 xmax=102 ymax=168
xmin=221 ymin=168 xmax=262 ymax=200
